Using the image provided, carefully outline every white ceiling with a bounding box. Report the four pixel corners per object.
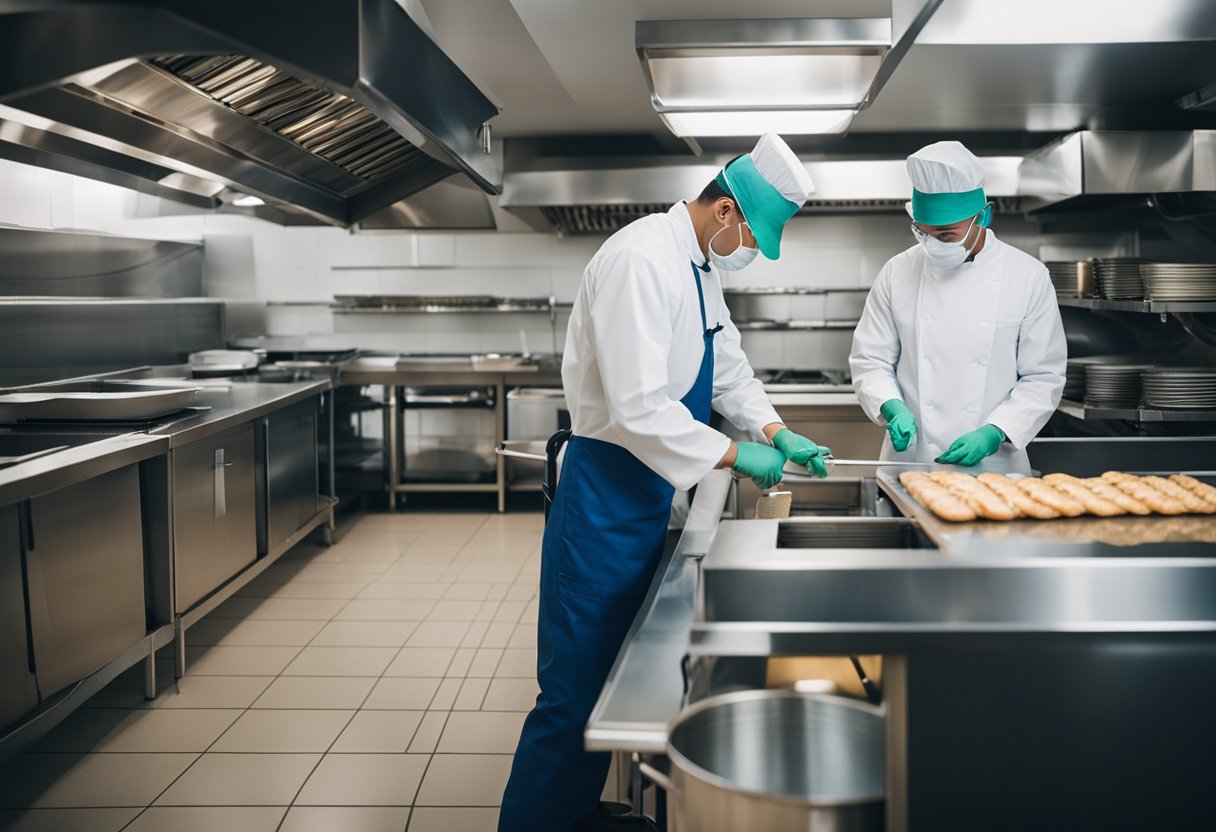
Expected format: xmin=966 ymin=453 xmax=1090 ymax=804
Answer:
xmin=421 ymin=0 xmax=1216 ymax=147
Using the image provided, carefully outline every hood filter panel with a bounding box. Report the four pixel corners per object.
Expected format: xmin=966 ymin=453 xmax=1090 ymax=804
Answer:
xmin=151 ymin=55 xmax=426 ymax=183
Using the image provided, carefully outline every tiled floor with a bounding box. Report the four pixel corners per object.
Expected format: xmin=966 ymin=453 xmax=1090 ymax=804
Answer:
xmin=0 ymin=509 xmax=546 ymax=832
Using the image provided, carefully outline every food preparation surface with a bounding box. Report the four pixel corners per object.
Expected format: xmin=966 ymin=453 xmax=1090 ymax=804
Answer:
xmin=878 ymin=467 xmax=1216 ymax=553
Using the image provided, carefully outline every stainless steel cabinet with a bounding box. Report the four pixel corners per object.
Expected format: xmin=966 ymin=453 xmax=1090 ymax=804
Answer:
xmin=0 ymin=504 xmax=37 ymax=728
xmin=173 ymin=425 xmax=256 ymax=612
xmin=258 ymin=400 xmax=320 ymax=556
xmin=24 ymin=465 xmax=146 ymax=697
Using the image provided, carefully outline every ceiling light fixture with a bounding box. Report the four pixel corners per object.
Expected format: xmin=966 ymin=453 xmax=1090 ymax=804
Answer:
xmin=636 ymin=18 xmax=891 ymax=139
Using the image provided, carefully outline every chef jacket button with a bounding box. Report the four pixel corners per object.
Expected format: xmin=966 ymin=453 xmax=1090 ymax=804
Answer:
xmin=966 ymin=406 xmax=978 ymax=414
xmin=926 ymin=401 xmax=935 ymax=409
xmin=921 ymin=312 xmax=931 ymax=320
xmin=979 ymin=319 xmax=991 ymax=327
xmin=926 ymin=355 xmax=934 ymax=362
xmin=970 ymin=360 xmax=986 ymax=368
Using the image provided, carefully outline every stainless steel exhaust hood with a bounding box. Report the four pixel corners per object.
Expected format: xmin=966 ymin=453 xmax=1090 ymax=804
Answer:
xmin=501 ymin=156 xmax=1024 ymax=235
xmin=1018 ymin=131 xmax=1216 ymax=209
xmin=0 ymin=0 xmax=501 ymax=227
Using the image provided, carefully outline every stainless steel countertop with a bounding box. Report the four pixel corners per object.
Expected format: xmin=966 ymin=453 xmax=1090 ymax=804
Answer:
xmin=149 ymin=378 xmax=329 ymax=447
xmin=0 ymin=377 xmax=329 ymax=505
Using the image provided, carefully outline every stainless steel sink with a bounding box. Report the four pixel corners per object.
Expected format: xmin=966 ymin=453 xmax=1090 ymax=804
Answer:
xmin=776 ymin=517 xmax=931 ymax=549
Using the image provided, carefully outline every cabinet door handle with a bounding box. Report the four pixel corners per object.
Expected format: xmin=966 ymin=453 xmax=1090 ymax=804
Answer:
xmin=214 ymin=449 xmax=230 ymax=516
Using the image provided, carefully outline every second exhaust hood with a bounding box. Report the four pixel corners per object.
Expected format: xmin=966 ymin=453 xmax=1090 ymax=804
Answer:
xmin=501 ymin=157 xmax=1023 ymax=235
xmin=0 ymin=0 xmax=501 ymax=226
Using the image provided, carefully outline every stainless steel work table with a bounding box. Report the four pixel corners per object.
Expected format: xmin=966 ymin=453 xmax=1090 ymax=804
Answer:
xmin=148 ymin=378 xmax=331 ymax=447
xmin=340 ymin=356 xmax=563 ymax=511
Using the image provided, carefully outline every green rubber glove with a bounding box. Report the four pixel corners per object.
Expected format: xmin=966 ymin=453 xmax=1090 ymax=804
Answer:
xmin=935 ymin=424 xmax=1006 ymax=467
xmin=732 ymin=442 xmax=788 ymax=489
xmin=879 ymin=399 xmax=917 ymax=453
xmin=771 ymin=428 xmax=831 ymax=479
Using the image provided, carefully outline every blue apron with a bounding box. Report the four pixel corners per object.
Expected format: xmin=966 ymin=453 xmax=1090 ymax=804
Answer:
xmin=499 ymin=261 xmax=720 ymax=831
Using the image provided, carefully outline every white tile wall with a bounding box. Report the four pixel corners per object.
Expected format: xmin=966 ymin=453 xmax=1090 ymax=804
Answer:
xmin=0 ymin=156 xmax=1083 ymax=369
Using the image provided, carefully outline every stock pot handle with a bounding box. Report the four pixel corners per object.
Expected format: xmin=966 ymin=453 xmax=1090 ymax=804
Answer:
xmin=637 ymin=761 xmax=677 ymax=796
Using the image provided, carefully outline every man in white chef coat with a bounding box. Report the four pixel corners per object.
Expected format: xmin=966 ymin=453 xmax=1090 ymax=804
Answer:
xmin=499 ymin=134 xmax=827 ymax=832
xmin=849 ymin=141 xmax=1067 ymax=473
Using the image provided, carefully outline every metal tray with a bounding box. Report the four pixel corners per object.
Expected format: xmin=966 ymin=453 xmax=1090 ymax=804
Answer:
xmin=0 ymin=387 xmax=199 ymax=422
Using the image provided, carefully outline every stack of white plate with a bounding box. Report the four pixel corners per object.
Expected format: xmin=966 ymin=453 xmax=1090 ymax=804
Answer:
xmin=1084 ymin=363 xmax=1158 ymax=408
xmin=1093 ymin=258 xmax=1145 ymax=299
xmin=1141 ymin=368 xmax=1216 ymax=409
xmin=1045 ymin=261 xmax=1084 ymax=298
xmin=1139 ymin=263 xmax=1216 ymax=301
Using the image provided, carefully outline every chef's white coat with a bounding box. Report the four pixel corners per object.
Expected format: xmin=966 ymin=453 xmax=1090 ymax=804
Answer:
xmin=849 ymin=231 xmax=1067 ymax=473
xmin=562 ymin=201 xmax=781 ymax=491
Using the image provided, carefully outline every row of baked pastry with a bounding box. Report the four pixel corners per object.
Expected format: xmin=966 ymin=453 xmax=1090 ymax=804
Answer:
xmin=898 ymin=470 xmax=1216 ymax=523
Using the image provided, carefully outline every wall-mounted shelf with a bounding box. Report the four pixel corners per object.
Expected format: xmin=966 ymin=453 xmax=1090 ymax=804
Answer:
xmin=723 ymin=287 xmax=870 ymax=296
xmin=331 ymin=294 xmax=571 ymax=314
xmin=1056 ymin=297 xmax=1216 ymax=314
xmin=735 ymin=319 xmax=860 ymax=331
xmin=1057 ymin=399 xmax=1216 ymax=422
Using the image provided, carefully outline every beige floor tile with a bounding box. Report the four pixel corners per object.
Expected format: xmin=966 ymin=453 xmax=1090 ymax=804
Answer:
xmin=336 ymin=600 xmax=437 ymax=621
xmin=184 ymin=645 xmax=301 ymax=676
xmin=125 ymin=806 xmax=287 ymax=832
xmin=85 ymin=675 xmax=273 ymax=711
xmin=282 ymin=646 xmax=398 ymax=676
xmin=155 ymin=753 xmax=320 ymax=806
xmin=507 ymin=624 xmax=537 ymax=649
xmin=495 ymin=649 xmax=538 ymax=678
xmin=460 ymin=622 xmax=490 ymax=648
xmin=295 ymin=754 xmax=428 ymax=806
xmin=486 ymin=584 xmax=509 ymax=601
xmin=481 ymin=678 xmax=540 ymax=712
xmin=505 ymin=584 xmax=537 ymax=602
xmin=214 ymin=597 xmax=349 ymax=621
xmin=474 ymin=600 xmax=502 ymax=622
xmin=0 ymin=808 xmax=138 ymax=832
xmin=491 ymin=601 xmax=527 ymax=623
xmin=445 ymin=648 xmax=476 ymax=677
xmin=436 ymin=711 xmax=526 ymax=753
xmin=408 ymin=807 xmax=498 ymax=832
xmin=384 ymin=647 xmax=456 ymax=677
xmin=405 ymin=621 xmax=471 ymax=648
xmin=426 ymin=678 xmax=461 ymax=710
xmin=0 ymin=753 xmax=197 ymax=808
xmin=479 ymin=622 xmax=516 ymax=649
xmin=330 ymin=711 xmax=424 ymax=753
xmin=453 ymin=677 xmax=490 ymax=710
xmin=414 ymin=754 xmax=512 ymax=806
xmin=186 ymin=618 xmax=326 ymax=647
xmin=363 ymin=677 xmax=442 ymax=710
xmin=356 ymin=583 xmax=449 ymax=600
xmin=309 ymin=620 xmax=418 ymax=647
xmin=211 ymin=710 xmax=353 ymax=753
xmin=34 ymin=708 xmax=241 ymax=753
xmin=441 ymin=583 xmax=491 ymax=600
xmin=280 ymin=806 xmax=409 ymax=832
xmin=253 ymin=677 xmax=376 ymax=709
xmin=241 ymin=581 xmax=368 ymax=600
xmin=407 ymin=712 xmax=449 ymax=753
xmin=519 ymin=599 xmax=540 ymax=624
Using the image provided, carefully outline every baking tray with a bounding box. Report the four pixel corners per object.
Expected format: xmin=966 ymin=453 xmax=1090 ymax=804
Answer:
xmin=876 ymin=466 xmax=1216 ymax=553
xmin=0 ymin=387 xmax=199 ymax=422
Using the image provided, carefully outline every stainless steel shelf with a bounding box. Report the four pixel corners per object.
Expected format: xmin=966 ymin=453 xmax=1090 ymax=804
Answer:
xmin=1055 ymin=297 xmax=1216 ymax=313
xmin=723 ymin=287 xmax=870 ymax=296
xmin=1057 ymin=398 xmax=1216 ymax=422
xmin=332 ymin=303 xmax=562 ymax=314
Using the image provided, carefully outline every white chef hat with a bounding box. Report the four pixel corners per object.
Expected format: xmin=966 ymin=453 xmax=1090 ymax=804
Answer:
xmin=905 ymin=141 xmax=988 ymax=226
xmin=715 ymin=133 xmax=816 ymax=259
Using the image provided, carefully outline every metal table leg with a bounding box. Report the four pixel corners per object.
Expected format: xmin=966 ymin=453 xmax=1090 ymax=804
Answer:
xmin=387 ymin=385 xmax=400 ymax=511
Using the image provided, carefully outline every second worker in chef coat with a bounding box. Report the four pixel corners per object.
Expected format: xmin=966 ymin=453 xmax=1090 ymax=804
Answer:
xmin=849 ymin=141 xmax=1067 ymax=473
xmin=499 ymin=133 xmax=828 ymax=832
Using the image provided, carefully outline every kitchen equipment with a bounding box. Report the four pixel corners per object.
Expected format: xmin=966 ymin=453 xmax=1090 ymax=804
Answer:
xmin=1139 ymin=263 xmax=1216 ymax=301
xmin=1092 ymin=258 xmax=1145 ymax=300
xmin=506 ymin=387 xmax=568 ymax=485
xmin=1084 ymin=363 xmax=1159 ymax=408
xmin=402 ymin=386 xmax=497 ymax=484
xmin=0 ymin=386 xmax=199 ymax=422
xmin=639 ymin=690 xmax=884 ymax=832
xmin=1046 ymin=260 xmax=1091 ymax=298
xmin=1141 ymin=368 xmax=1216 ymax=409
xmin=189 ymin=349 xmax=260 ymax=377
xmin=0 ymin=445 xmax=70 ymax=470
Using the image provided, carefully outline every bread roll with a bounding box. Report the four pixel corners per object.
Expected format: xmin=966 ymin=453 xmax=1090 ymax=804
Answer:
xmin=900 ymin=472 xmax=976 ymax=522
xmin=1169 ymin=474 xmax=1216 ymax=509
xmin=1015 ymin=478 xmax=1086 ymax=517
xmin=977 ymin=473 xmax=1062 ymax=520
xmin=1043 ymin=474 xmax=1126 ymax=517
xmin=1106 ymin=475 xmax=1186 ymax=515
xmin=1080 ymin=478 xmax=1152 ymax=516
xmin=1142 ymin=476 xmax=1216 ymax=514
xmin=928 ymin=472 xmax=1018 ymax=520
